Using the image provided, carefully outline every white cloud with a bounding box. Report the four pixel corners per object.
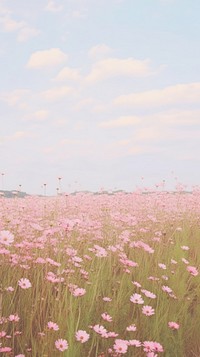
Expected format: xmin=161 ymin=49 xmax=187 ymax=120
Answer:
xmin=86 ymin=57 xmax=153 ymax=82
xmin=41 ymin=86 xmax=74 ymax=101
xmin=54 ymin=66 xmax=81 ymax=81
xmin=99 ymin=116 xmax=140 ymax=128
xmin=0 ymin=89 xmax=30 ymax=107
xmin=2 ymin=131 xmax=31 ymax=143
xmin=114 ymin=82 xmax=200 ymax=107
xmin=88 ymin=44 xmax=113 ymax=59
xmin=0 ymin=14 xmax=24 ymax=32
xmin=45 ymin=1 xmax=63 ymax=12
xmin=27 ymin=48 xmax=68 ymax=69
xmin=0 ymin=10 xmax=39 ymax=42
xmin=17 ymin=26 xmax=40 ymax=42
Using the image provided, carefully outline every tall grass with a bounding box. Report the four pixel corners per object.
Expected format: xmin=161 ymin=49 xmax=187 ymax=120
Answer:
xmin=0 ymin=190 xmax=200 ymax=356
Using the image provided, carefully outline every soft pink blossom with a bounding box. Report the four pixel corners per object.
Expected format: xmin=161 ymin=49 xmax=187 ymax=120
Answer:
xmin=75 ymin=330 xmax=90 ymax=343
xmin=55 ymin=338 xmax=68 ymax=351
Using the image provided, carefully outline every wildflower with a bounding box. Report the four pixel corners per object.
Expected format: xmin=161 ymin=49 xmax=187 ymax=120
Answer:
xmin=142 ymin=305 xmax=155 ymax=316
xmin=101 ymin=312 xmax=112 ymax=322
xmin=75 ymin=330 xmax=90 ymax=343
xmin=103 ymin=297 xmax=112 ymax=302
xmin=181 ymin=246 xmax=189 ymax=250
xmin=18 ymin=278 xmax=32 ymax=289
xmin=132 ymin=281 xmax=142 ymax=288
xmin=0 ymin=346 xmax=12 ymax=353
xmin=72 ymin=288 xmax=86 ymax=297
xmin=113 ymin=339 xmax=128 ymax=354
xmin=168 ymin=321 xmax=180 ymax=330
xmin=55 ymin=338 xmax=68 ymax=352
xmin=93 ymin=324 xmax=107 ymax=336
xmin=15 ymin=355 xmax=25 ymax=357
xmin=0 ymin=230 xmax=14 ymax=246
xmin=128 ymin=339 xmax=141 ymax=347
xmin=182 ymin=258 xmax=189 ymax=264
xmin=0 ymin=331 xmax=6 ymax=338
xmin=8 ymin=314 xmax=20 ymax=322
xmin=158 ymin=263 xmax=166 ymax=270
xmin=187 ymin=266 xmax=198 ymax=276
xmin=130 ymin=293 xmax=144 ymax=304
xmin=162 ymin=285 xmax=172 ymax=293
xmin=141 ymin=289 xmax=156 ymax=299
xmin=126 ymin=324 xmax=137 ymax=331
xmin=47 ymin=321 xmax=59 ymax=331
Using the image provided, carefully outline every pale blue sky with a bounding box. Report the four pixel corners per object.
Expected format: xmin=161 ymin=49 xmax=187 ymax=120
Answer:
xmin=0 ymin=0 xmax=200 ymax=194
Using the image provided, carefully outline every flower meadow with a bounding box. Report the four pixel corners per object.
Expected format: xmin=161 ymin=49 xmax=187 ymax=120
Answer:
xmin=0 ymin=189 xmax=200 ymax=357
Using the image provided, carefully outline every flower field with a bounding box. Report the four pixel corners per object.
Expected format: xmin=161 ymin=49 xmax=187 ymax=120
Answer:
xmin=0 ymin=189 xmax=200 ymax=356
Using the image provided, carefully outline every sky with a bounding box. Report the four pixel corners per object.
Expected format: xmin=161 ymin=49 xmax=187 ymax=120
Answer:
xmin=0 ymin=0 xmax=200 ymax=195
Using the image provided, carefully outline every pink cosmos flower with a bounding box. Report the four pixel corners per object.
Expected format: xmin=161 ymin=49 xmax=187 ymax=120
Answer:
xmin=72 ymin=288 xmax=86 ymax=297
xmin=162 ymin=285 xmax=172 ymax=293
xmin=158 ymin=263 xmax=166 ymax=270
xmin=18 ymin=278 xmax=32 ymax=289
xmin=168 ymin=321 xmax=180 ymax=330
xmin=181 ymin=245 xmax=189 ymax=250
xmin=0 ymin=347 xmax=12 ymax=353
xmin=47 ymin=321 xmax=59 ymax=331
xmin=187 ymin=266 xmax=198 ymax=276
xmin=126 ymin=324 xmax=137 ymax=331
xmin=0 ymin=331 xmax=6 ymax=338
xmin=93 ymin=324 xmax=107 ymax=336
xmin=130 ymin=293 xmax=144 ymax=304
xmin=8 ymin=314 xmax=20 ymax=322
xmin=15 ymin=355 xmax=25 ymax=357
xmin=141 ymin=289 xmax=156 ymax=299
xmin=113 ymin=339 xmax=128 ymax=354
xmin=75 ymin=330 xmax=90 ymax=343
xmin=142 ymin=305 xmax=155 ymax=316
xmin=103 ymin=297 xmax=112 ymax=302
xmin=132 ymin=281 xmax=142 ymax=288
xmin=55 ymin=338 xmax=68 ymax=351
xmin=101 ymin=312 xmax=112 ymax=322
xmin=0 ymin=230 xmax=14 ymax=246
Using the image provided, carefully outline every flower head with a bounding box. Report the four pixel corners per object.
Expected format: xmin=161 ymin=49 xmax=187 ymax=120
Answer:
xmin=75 ymin=330 xmax=90 ymax=343
xmin=55 ymin=338 xmax=68 ymax=352
xmin=18 ymin=278 xmax=32 ymax=289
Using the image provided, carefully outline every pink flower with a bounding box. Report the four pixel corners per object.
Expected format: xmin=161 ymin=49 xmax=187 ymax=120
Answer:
xmin=0 ymin=230 xmax=14 ymax=246
xmin=8 ymin=314 xmax=20 ymax=322
xmin=158 ymin=263 xmax=166 ymax=270
xmin=187 ymin=266 xmax=198 ymax=276
xmin=18 ymin=278 xmax=32 ymax=289
xmin=0 ymin=346 xmax=12 ymax=353
xmin=142 ymin=305 xmax=155 ymax=316
xmin=101 ymin=312 xmax=112 ymax=322
xmin=162 ymin=285 xmax=172 ymax=294
xmin=113 ymin=339 xmax=128 ymax=354
xmin=126 ymin=324 xmax=137 ymax=331
xmin=168 ymin=321 xmax=180 ymax=330
xmin=102 ymin=297 xmax=112 ymax=302
xmin=72 ymin=288 xmax=86 ymax=297
xmin=15 ymin=355 xmax=25 ymax=357
xmin=128 ymin=339 xmax=141 ymax=347
xmin=55 ymin=338 xmax=68 ymax=351
xmin=47 ymin=321 xmax=59 ymax=331
xmin=93 ymin=324 xmax=107 ymax=336
xmin=130 ymin=293 xmax=144 ymax=304
xmin=141 ymin=289 xmax=156 ymax=299
xmin=75 ymin=330 xmax=90 ymax=343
